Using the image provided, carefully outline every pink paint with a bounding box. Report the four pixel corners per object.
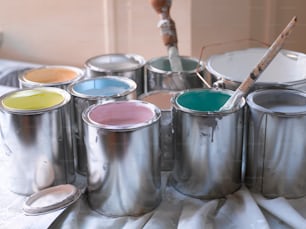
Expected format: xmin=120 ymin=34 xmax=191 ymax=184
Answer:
xmin=89 ymin=101 xmax=155 ymax=127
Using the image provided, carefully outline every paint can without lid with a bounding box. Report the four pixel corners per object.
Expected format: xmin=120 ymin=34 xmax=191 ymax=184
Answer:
xmin=0 ymin=87 xmax=74 ymax=195
xmin=246 ymin=89 xmax=306 ymax=198
xmin=67 ymin=76 xmax=137 ymax=175
xmin=82 ymin=100 xmax=161 ymax=216
xmin=170 ymin=89 xmax=245 ymax=199
xmin=146 ymin=56 xmax=208 ymax=92
xmin=139 ymin=90 xmax=178 ymax=171
xmin=19 ymin=65 xmax=84 ymax=89
xmin=207 ymin=48 xmax=306 ymax=91
xmin=85 ymin=53 xmax=145 ymax=96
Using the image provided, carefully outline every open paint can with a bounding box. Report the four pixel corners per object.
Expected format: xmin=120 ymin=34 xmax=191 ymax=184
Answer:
xmin=206 ymin=48 xmax=306 ymax=91
xmin=19 ymin=65 xmax=84 ymax=89
xmin=85 ymin=53 xmax=145 ymax=96
xmin=146 ymin=56 xmax=207 ymax=92
xmin=170 ymin=89 xmax=245 ymax=199
xmin=139 ymin=90 xmax=178 ymax=171
xmin=246 ymin=89 xmax=306 ymax=198
xmin=0 ymin=87 xmax=74 ymax=195
xmin=67 ymin=76 xmax=137 ymax=175
xmin=83 ymin=100 xmax=161 ymax=216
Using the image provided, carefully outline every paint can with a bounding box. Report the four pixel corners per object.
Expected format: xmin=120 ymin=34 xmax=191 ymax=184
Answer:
xmin=245 ymin=89 xmax=306 ymax=198
xmin=82 ymin=100 xmax=161 ymax=216
xmin=206 ymin=48 xmax=306 ymax=91
xmin=67 ymin=76 xmax=137 ymax=175
xmin=146 ymin=56 xmax=207 ymax=92
xmin=170 ymin=89 xmax=245 ymax=199
xmin=84 ymin=53 xmax=145 ymax=96
xmin=0 ymin=87 xmax=74 ymax=195
xmin=139 ymin=90 xmax=177 ymax=171
xmin=18 ymin=65 xmax=84 ymax=89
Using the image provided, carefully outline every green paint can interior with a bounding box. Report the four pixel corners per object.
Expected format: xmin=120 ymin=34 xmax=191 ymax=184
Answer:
xmin=176 ymin=90 xmax=230 ymax=112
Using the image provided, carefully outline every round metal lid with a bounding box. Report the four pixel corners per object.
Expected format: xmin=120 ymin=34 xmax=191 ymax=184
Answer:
xmin=23 ymin=184 xmax=81 ymax=215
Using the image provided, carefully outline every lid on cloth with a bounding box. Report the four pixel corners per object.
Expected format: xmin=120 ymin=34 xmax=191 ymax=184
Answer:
xmin=23 ymin=184 xmax=81 ymax=215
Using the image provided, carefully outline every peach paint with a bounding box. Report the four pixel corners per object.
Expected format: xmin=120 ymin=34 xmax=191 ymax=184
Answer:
xmin=89 ymin=101 xmax=155 ymax=127
xmin=141 ymin=91 xmax=175 ymax=110
xmin=24 ymin=68 xmax=78 ymax=83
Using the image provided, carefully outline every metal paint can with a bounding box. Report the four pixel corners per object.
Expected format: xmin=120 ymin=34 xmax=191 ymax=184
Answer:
xmin=245 ymin=89 xmax=306 ymax=198
xmin=18 ymin=65 xmax=84 ymax=89
xmin=170 ymin=89 xmax=245 ymax=199
xmin=83 ymin=100 xmax=161 ymax=216
xmin=139 ymin=90 xmax=178 ymax=171
xmin=84 ymin=53 xmax=145 ymax=96
xmin=0 ymin=87 xmax=74 ymax=195
xmin=146 ymin=56 xmax=207 ymax=92
xmin=67 ymin=76 xmax=137 ymax=175
xmin=206 ymin=48 xmax=306 ymax=91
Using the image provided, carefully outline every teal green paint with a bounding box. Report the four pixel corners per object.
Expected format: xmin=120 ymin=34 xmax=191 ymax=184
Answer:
xmin=177 ymin=90 xmax=230 ymax=111
xmin=152 ymin=58 xmax=198 ymax=71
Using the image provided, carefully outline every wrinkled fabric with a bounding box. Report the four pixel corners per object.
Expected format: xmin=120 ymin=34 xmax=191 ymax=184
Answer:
xmin=0 ymin=59 xmax=40 ymax=87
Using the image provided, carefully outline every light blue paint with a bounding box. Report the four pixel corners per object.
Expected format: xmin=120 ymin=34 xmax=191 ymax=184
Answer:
xmin=73 ymin=78 xmax=130 ymax=96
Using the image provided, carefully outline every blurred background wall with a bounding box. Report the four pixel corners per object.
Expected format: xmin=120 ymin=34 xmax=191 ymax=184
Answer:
xmin=0 ymin=0 xmax=305 ymax=67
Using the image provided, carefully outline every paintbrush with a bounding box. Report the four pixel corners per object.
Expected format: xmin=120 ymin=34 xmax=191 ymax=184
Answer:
xmin=219 ymin=16 xmax=297 ymax=111
xmin=150 ymin=0 xmax=183 ymax=72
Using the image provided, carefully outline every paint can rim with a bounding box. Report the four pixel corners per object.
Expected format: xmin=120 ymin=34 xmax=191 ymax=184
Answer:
xmin=82 ymin=100 xmax=161 ymax=131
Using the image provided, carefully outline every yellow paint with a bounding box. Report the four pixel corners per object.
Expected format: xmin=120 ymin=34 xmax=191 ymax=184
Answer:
xmin=2 ymin=89 xmax=64 ymax=110
xmin=24 ymin=68 xmax=77 ymax=83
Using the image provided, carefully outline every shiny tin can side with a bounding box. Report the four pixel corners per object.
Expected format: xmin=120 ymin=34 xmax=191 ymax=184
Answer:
xmin=0 ymin=87 xmax=74 ymax=195
xmin=83 ymin=100 xmax=161 ymax=217
xmin=146 ymin=56 xmax=207 ymax=92
xmin=67 ymin=76 xmax=137 ymax=175
xmin=246 ymin=89 xmax=306 ymax=198
xmin=18 ymin=65 xmax=84 ymax=90
xmin=170 ymin=89 xmax=245 ymax=199
xmin=85 ymin=53 xmax=145 ymax=96
xmin=139 ymin=90 xmax=178 ymax=171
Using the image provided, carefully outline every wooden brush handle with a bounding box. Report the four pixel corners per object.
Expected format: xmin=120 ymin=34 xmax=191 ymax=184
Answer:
xmin=150 ymin=0 xmax=178 ymax=47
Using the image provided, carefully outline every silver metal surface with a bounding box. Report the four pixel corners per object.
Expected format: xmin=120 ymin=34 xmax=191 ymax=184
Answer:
xmin=146 ymin=56 xmax=207 ymax=92
xmin=0 ymin=87 xmax=75 ymax=196
xmin=84 ymin=53 xmax=145 ymax=96
xmin=18 ymin=65 xmax=84 ymax=89
xmin=82 ymin=100 xmax=161 ymax=216
xmin=170 ymin=89 xmax=245 ymax=199
xmin=139 ymin=90 xmax=178 ymax=171
xmin=245 ymin=89 xmax=306 ymax=198
xmin=67 ymin=76 xmax=137 ymax=175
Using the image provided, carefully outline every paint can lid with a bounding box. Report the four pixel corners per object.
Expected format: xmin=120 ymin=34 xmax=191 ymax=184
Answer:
xmin=23 ymin=184 xmax=81 ymax=215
